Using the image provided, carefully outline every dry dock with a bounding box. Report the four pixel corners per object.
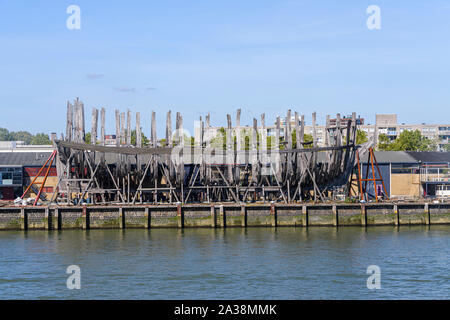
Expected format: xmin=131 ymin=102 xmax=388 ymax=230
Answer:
xmin=0 ymin=202 xmax=449 ymax=230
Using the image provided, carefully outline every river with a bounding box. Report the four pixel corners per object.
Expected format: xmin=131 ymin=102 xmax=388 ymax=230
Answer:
xmin=0 ymin=226 xmax=449 ymax=299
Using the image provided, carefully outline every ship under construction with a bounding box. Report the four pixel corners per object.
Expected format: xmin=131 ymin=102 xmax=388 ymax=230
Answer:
xmin=47 ymin=98 xmax=375 ymax=205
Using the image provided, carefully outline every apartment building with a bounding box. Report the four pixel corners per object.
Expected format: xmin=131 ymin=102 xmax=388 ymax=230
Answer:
xmin=194 ymin=113 xmax=450 ymax=150
xmin=358 ymin=114 xmax=449 ymax=151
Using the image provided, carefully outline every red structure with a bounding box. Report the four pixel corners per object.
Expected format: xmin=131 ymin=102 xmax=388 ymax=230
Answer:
xmin=350 ymin=148 xmax=389 ymax=202
xmin=21 ymin=150 xmax=57 ymax=206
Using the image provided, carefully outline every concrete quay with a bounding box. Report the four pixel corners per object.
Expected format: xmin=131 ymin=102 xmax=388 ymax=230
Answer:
xmin=0 ymin=202 xmax=449 ymax=230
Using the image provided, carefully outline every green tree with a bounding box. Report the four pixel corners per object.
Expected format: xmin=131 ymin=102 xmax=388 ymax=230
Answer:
xmin=289 ymin=130 xmax=313 ymax=149
xmin=84 ymin=132 xmax=91 ymax=144
xmin=356 ymin=130 xmax=368 ymax=145
xmin=31 ymin=133 xmax=51 ymax=145
xmin=131 ymin=129 xmax=149 ymax=146
xmin=378 ymin=130 xmax=436 ymax=151
xmin=377 ymin=133 xmax=391 ymax=151
xmin=210 ymin=127 xmax=227 ymax=149
xmin=342 ymin=129 xmax=368 ymax=145
xmin=0 ymin=128 xmax=11 ymax=141
xmin=10 ymin=131 xmax=33 ymax=144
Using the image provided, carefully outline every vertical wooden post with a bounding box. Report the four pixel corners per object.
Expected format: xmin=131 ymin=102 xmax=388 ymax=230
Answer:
xmin=302 ymin=205 xmax=308 ymax=227
xmin=66 ymin=101 xmax=73 ymax=141
xmin=177 ymin=204 xmax=183 ymax=228
xmin=136 ymin=112 xmax=142 ymax=172
xmin=325 ymin=115 xmax=330 ymax=148
xmin=361 ymin=204 xmax=367 ymax=226
xmin=120 ymin=112 xmax=125 ymax=145
xmin=127 ymin=174 xmax=130 ymax=203
xmin=119 ymin=207 xmax=124 ymax=229
xmin=44 ymin=207 xmax=50 ymax=230
xmin=80 ymin=99 xmax=86 ymax=142
xmin=91 ymin=108 xmax=98 ymax=145
xmin=312 ymin=112 xmax=317 ymax=148
xmin=210 ymin=205 xmax=216 ymax=228
xmin=241 ymin=205 xmax=246 ymax=227
xmin=286 ymin=109 xmax=292 ymax=147
xmin=226 ymin=114 xmax=233 ymax=184
xmin=20 ymin=207 xmax=27 ymax=230
xmin=145 ymin=207 xmax=150 ymax=229
xmin=311 ymin=112 xmax=317 ymax=202
xmin=294 ymin=112 xmax=300 ymax=148
xmin=82 ymin=205 xmax=89 ymax=230
xmin=332 ymin=204 xmax=338 ymax=227
xmin=275 ymin=116 xmax=280 ymax=150
xmin=271 ymin=203 xmax=277 ymax=227
xmin=236 ymin=109 xmax=242 ymax=168
xmin=261 ymin=113 xmax=267 ymax=167
xmin=336 ymin=113 xmax=342 ymax=147
xmin=394 ymin=204 xmax=399 ymax=226
xmin=115 ymin=110 xmax=120 ymax=147
xmin=53 ymin=208 xmax=60 ymax=230
xmin=136 ymin=112 xmax=142 ymax=147
xmin=166 ymin=111 xmax=172 ymax=146
xmin=166 ymin=111 xmax=174 ymax=202
xmin=151 ymin=111 xmax=157 ymax=147
xmin=72 ymin=100 xmax=78 ymax=142
xmin=100 ymin=108 xmax=106 ymax=146
xmin=251 ymin=118 xmax=258 ymax=187
xmin=219 ymin=205 xmax=225 ymax=228
xmin=300 ymin=115 xmax=305 ymax=145
xmin=126 ymin=109 xmax=132 ymax=146
xmin=424 ymin=203 xmax=430 ymax=225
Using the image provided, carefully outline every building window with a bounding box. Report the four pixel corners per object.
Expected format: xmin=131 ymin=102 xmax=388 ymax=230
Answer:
xmin=0 ymin=167 xmax=22 ymax=186
xmin=387 ymin=127 xmax=397 ymax=136
xmin=391 ymin=164 xmax=419 ymax=174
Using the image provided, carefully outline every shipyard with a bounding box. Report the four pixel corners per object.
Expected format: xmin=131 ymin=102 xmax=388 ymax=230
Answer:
xmin=0 ymin=98 xmax=449 ymax=230
xmin=1 ymin=1 xmax=450 ymax=304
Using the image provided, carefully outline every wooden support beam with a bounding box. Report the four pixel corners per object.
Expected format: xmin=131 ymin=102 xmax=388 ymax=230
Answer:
xmin=100 ymin=108 xmax=106 ymax=146
xmin=120 ymin=112 xmax=125 ymax=145
xmin=91 ymin=108 xmax=98 ymax=145
xmin=66 ymin=101 xmax=73 ymax=142
xmin=136 ymin=112 xmax=142 ymax=147
xmin=115 ymin=110 xmax=120 ymax=147
xmin=126 ymin=109 xmax=132 ymax=146
xmin=151 ymin=111 xmax=157 ymax=147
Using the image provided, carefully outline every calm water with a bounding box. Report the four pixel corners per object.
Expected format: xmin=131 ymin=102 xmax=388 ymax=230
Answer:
xmin=0 ymin=226 xmax=449 ymax=299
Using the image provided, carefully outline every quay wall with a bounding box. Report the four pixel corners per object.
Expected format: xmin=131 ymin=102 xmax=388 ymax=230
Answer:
xmin=0 ymin=202 xmax=449 ymax=230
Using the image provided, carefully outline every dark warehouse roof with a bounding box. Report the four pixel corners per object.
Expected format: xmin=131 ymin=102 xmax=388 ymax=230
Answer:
xmin=406 ymin=152 xmax=450 ymax=163
xmin=361 ymin=151 xmax=450 ymax=164
xmin=0 ymin=152 xmax=55 ymax=167
xmin=360 ymin=151 xmax=417 ymax=164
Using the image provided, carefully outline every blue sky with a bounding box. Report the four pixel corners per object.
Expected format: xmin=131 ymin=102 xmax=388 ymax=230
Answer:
xmin=0 ymin=0 xmax=449 ymax=137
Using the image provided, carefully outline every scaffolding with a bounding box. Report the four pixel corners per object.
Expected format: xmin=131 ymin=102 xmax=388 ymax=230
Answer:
xmin=53 ymin=98 xmax=362 ymax=205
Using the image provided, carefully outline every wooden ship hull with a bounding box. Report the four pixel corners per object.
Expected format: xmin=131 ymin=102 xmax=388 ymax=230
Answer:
xmin=53 ymin=98 xmax=359 ymax=205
